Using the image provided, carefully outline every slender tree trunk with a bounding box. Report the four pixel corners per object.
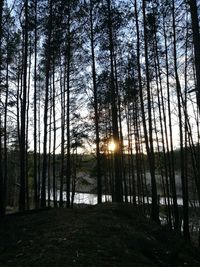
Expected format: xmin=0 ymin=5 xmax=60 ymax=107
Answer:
xmin=188 ymin=0 xmax=200 ymax=111
xmin=37 ymin=81 xmax=41 ymax=204
xmin=33 ymin=0 xmax=38 ymax=208
xmin=19 ymin=0 xmax=28 ymax=211
xmin=133 ymin=102 xmax=141 ymax=206
xmin=125 ymin=100 xmax=136 ymax=204
xmin=48 ymin=81 xmax=52 ymax=207
xmin=151 ymin=11 xmax=173 ymax=226
xmin=0 ymin=0 xmax=4 ymax=216
xmin=25 ymin=43 xmax=32 ymax=210
xmin=107 ymin=0 xmax=123 ymax=202
xmin=162 ymin=5 xmax=179 ymax=229
xmin=52 ymin=59 xmax=57 ymax=207
xmin=0 ymin=0 xmax=3 ymax=81
xmin=153 ymin=46 xmax=172 ymax=229
xmin=114 ymin=56 xmax=126 ymax=202
xmin=142 ymin=0 xmax=159 ymax=222
xmin=184 ymin=26 xmax=190 ymax=241
xmin=59 ymin=63 xmax=65 ymax=208
xmin=172 ymin=0 xmax=189 ymax=237
xmin=0 ymin=0 xmax=5 ymax=217
xmin=66 ymin=13 xmax=71 ymax=208
xmin=0 ymin=113 xmax=3 ymax=216
xmin=2 ymin=46 xmax=9 ymax=216
xmin=89 ymin=0 xmax=102 ymax=204
xmin=41 ymin=0 xmax=53 ymax=207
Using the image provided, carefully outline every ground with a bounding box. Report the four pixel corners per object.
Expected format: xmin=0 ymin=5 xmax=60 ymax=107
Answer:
xmin=0 ymin=203 xmax=200 ymax=266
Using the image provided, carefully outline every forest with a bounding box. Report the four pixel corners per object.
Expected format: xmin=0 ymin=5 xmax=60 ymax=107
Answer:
xmin=0 ymin=0 xmax=200 ymax=248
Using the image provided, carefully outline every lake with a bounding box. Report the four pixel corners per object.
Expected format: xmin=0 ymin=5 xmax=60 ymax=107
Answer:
xmin=50 ymin=191 xmax=199 ymax=207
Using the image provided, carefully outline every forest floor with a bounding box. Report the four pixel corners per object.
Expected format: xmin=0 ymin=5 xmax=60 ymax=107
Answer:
xmin=0 ymin=203 xmax=200 ymax=267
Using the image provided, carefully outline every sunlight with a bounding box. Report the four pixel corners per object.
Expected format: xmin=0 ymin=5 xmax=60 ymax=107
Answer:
xmin=108 ymin=140 xmax=116 ymax=153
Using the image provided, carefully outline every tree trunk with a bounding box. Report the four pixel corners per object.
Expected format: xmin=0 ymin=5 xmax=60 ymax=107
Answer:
xmin=41 ymin=0 xmax=53 ymax=207
xmin=0 ymin=0 xmax=3 ymax=216
xmin=33 ymin=0 xmax=38 ymax=208
xmin=162 ymin=4 xmax=179 ymax=229
xmin=107 ymin=0 xmax=123 ymax=202
xmin=188 ymin=0 xmax=200 ymax=111
xmin=52 ymin=59 xmax=57 ymax=207
xmin=19 ymin=0 xmax=28 ymax=211
xmin=66 ymin=13 xmax=71 ymax=208
xmin=59 ymin=63 xmax=65 ymax=208
xmin=172 ymin=0 xmax=189 ymax=238
xmin=89 ymin=0 xmax=102 ymax=204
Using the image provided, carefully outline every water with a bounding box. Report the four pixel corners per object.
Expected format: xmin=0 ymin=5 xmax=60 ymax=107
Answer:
xmin=49 ymin=191 xmax=112 ymax=205
xmin=49 ymin=191 xmax=199 ymax=207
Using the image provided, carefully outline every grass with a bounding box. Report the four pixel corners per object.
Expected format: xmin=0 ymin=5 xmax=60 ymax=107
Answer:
xmin=0 ymin=203 xmax=200 ymax=266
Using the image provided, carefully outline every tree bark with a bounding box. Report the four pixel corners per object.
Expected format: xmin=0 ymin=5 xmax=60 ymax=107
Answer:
xmin=89 ymin=0 xmax=102 ymax=204
xmin=19 ymin=0 xmax=28 ymax=211
xmin=142 ymin=0 xmax=159 ymax=222
xmin=66 ymin=12 xmax=71 ymax=208
xmin=172 ymin=0 xmax=189 ymax=238
xmin=188 ymin=0 xmax=200 ymax=111
xmin=162 ymin=3 xmax=179 ymax=229
xmin=41 ymin=0 xmax=53 ymax=207
xmin=33 ymin=0 xmax=38 ymax=208
xmin=107 ymin=0 xmax=123 ymax=202
xmin=0 ymin=0 xmax=3 ymax=216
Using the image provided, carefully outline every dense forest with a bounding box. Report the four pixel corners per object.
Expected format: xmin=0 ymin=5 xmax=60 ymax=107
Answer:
xmin=0 ymin=0 xmax=200 ymax=243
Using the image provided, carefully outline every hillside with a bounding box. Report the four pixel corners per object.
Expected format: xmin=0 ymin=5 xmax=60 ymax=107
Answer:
xmin=0 ymin=203 xmax=200 ymax=266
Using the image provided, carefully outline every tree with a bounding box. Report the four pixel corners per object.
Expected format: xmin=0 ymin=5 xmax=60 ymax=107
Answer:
xmin=19 ymin=0 xmax=29 ymax=211
xmin=0 ymin=0 xmax=4 ymax=216
xmin=188 ymin=0 xmax=200 ymax=111
xmin=88 ymin=0 xmax=102 ymax=203
xmin=161 ymin=0 xmax=179 ymax=230
xmin=33 ymin=0 xmax=39 ymax=208
xmin=142 ymin=0 xmax=159 ymax=222
xmin=105 ymin=0 xmax=123 ymax=202
xmin=41 ymin=0 xmax=53 ymax=207
xmin=172 ymin=0 xmax=189 ymax=238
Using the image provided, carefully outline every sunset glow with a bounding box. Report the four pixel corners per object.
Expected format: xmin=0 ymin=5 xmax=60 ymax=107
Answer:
xmin=108 ymin=140 xmax=116 ymax=152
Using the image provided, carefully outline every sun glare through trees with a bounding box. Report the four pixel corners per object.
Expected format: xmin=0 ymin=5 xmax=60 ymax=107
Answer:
xmin=108 ymin=140 xmax=116 ymax=153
